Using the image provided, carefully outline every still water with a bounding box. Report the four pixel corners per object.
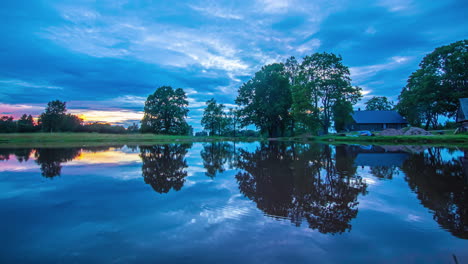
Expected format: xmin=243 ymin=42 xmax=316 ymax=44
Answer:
xmin=0 ymin=142 xmax=467 ymax=263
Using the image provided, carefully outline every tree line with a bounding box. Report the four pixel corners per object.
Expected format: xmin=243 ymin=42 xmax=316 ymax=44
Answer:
xmin=201 ymin=52 xmax=362 ymax=137
xmin=0 ymin=100 xmax=131 ymax=133
xmin=2 ymin=40 xmax=465 ymax=134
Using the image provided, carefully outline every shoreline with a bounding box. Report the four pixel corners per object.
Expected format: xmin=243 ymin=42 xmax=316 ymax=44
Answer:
xmin=0 ymin=132 xmax=467 ymax=148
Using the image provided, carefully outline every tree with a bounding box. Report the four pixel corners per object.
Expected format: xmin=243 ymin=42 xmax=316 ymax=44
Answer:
xmin=127 ymin=123 xmax=139 ymax=133
xmin=397 ymin=40 xmax=468 ymax=129
xmin=0 ymin=116 xmax=16 ymax=133
xmin=236 ymin=63 xmax=292 ymax=137
xmin=365 ymin=96 xmax=394 ymax=111
xmin=333 ymin=99 xmax=354 ymax=132
xmin=141 ymin=86 xmax=190 ymax=135
xmin=201 ymin=98 xmax=226 ymax=136
xmin=17 ymin=114 xmax=35 ymax=132
xmin=299 ymin=53 xmax=361 ymax=134
xmin=39 ymin=100 xmax=68 ymax=132
xmin=140 ymin=144 xmax=192 ymax=193
xmin=235 ymin=143 xmax=367 ymax=234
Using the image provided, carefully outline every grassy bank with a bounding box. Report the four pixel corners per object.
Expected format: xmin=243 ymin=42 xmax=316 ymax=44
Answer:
xmin=310 ymin=134 xmax=468 ymax=147
xmin=0 ymin=133 xmax=261 ymax=147
xmin=1 ymin=132 xmax=467 ymax=148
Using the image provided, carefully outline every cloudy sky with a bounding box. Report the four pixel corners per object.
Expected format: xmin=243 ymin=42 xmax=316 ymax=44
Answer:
xmin=0 ymin=0 xmax=466 ymax=130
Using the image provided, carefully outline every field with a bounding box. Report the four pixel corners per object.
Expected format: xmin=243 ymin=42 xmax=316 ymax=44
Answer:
xmin=0 ymin=132 xmax=467 ymax=148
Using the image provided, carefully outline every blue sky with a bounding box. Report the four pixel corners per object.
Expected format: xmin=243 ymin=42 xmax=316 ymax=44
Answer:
xmin=0 ymin=0 xmax=467 ymax=130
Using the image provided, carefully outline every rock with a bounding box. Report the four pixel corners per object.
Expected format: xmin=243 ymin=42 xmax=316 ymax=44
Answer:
xmin=402 ymin=127 xmax=433 ymax=136
xmin=379 ymin=129 xmax=403 ymax=136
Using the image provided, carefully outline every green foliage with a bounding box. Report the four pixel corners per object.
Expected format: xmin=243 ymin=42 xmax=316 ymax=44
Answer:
xmin=0 ymin=116 xmax=16 ymax=133
xmin=201 ymin=98 xmax=227 ymax=136
xmin=296 ymin=52 xmax=361 ymax=134
xmin=39 ymin=100 xmax=82 ymax=132
xmin=17 ymin=114 xmax=36 ymax=132
xmin=397 ymin=39 xmax=468 ymax=129
xmin=365 ymin=96 xmax=394 ymax=111
xmin=127 ymin=123 xmax=140 ymax=133
xmin=141 ymin=86 xmax=190 ymax=135
xmin=333 ymin=100 xmax=354 ymax=132
xmin=81 ymin=122 xmax=127 ymax=134
xmin=236 ymin=63 xmax=292 ymax=137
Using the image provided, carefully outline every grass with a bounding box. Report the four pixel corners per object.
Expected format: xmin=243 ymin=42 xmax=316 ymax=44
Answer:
xmin=309 ymin=134 xmax=468 ymax=147
xmin=0 ymin=133 xmax=262 ymax=147
xmin=1 ymin=132 xmax=467 ymax=148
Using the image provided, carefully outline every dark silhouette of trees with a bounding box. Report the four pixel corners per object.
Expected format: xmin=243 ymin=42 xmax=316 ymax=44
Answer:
xmin=34 ymin=148 xmax=82 ymax=178
xmin=397 ymin=40 xmax=468 ymax=129
xmin=365 ymin=96 xmax=394 ymax=111
xmin=235 ymin=142 xmax=367 ymax=234
xmin=140 ymin=144 xmax=192 ymax=193
xmin=0 ymin=116 xmax=16 ymax=133
xmin=401 ymin=148 xmax=468 ymax=239
xmin=201 ymin=98 xmax=227 ymax=136
xmin=39 ymin=100 xmax=82 ymax=132
xmin=200 ymin=142 xmax=237 ymax=178
xmin=17 ymin=114 xmax=36 ymax=132
xmin=236 ymin=63 xmax=292 ymax=137
xmin=141 ymin=86 xmax=190 ymax=135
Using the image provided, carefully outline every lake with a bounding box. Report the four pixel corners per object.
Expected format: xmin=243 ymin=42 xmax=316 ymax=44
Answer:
xmin=0 ymin=142 xmax=467 ymax=263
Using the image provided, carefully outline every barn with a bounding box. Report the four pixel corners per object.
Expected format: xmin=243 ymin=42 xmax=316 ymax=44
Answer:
xmin=346 ymin=110 xmax=408 ymax=131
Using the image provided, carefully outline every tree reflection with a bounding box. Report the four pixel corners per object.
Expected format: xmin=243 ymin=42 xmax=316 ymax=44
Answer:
xmin=34 ymin=148 xmax=82 ymax=178
xmin=235 ymin=143 xmax=367 ymax=234
xmin=140 ymin=144 xmax=192 ymax=193
xmin=200 ymin=142 xmax=237 ymax=178
xmin=401 ymin=148 xmax=468 ymax=239
xmin=0 ymin=148 xmax=33 ymax=162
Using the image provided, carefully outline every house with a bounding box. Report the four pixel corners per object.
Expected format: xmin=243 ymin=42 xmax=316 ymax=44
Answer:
xmin=456 ymin=98 xmax=468 ymax=131
xmin=346 ymin=110 xmax=408 ymax=131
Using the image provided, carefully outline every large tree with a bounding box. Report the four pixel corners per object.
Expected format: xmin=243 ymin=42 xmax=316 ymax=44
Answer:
xmin=236 ymin=63 xmax=292 ymax=137
xmin=17 ymin=114 xmax=35 ymax=132
xmin=201 ymin=98 xmax=226 ymax=136
xmin=397 ymin=40 xmax=468 ymax=129
xmin=0 ymin=116 xmax=16 ymax=133
xmin=299 ymin=53 xmax=361 ymax=134
xmin=141 ymin=86 xmax=190 ymax=135
xmin=365 ymin=96 xmax=394 ymax=111
xmin=39 ymin=100 xmax=81 ymax=132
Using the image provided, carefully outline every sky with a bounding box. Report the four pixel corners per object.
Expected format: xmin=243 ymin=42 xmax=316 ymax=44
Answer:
xmin=0 ymin=0 xmax=467 ymax=130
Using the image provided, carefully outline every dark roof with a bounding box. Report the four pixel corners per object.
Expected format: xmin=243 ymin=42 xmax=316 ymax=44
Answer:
xmin=456 ymin=98 xmax=468 ymax=123
xmin=352 ymin=110 xmax=408 ymax=124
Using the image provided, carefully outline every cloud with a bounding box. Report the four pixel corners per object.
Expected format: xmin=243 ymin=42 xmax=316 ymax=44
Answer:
xmin=1 ymin=0 xmax=467 ymax=128
xmin=350 ymin=56 xmax=413 ymax=83
xmin=69 ymin=109 xmax=144 ymax=125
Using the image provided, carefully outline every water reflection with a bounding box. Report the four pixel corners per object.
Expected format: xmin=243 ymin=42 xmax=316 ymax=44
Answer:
xmin=401 ymin=148 xmax=468 ymax=239
xmin=139 ymin=144 xmax=192 ymax=193
xmin=35 ymin=148 xmax=82 ymax=178
xmin=235 ymin=143 xmax=367 ymax=234
xmin=350 ymin=145 xmax=410 ymax=180
xmin=200 ymin=142 xmax=238 ymax=178
xmin=0 ymin=148 xmax=33 ymax=162
xmin=0 ymin=143 xmax=467 ymax=239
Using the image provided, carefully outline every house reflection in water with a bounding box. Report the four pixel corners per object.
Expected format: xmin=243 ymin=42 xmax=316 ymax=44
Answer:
xmin=348 ymin=145 xmax=411 ymax=180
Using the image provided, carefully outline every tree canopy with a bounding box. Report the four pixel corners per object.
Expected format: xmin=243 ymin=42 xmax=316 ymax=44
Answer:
xmin=236 ymin=63 xmax=292 ymax=137
xmin=141 ymin=86 xmax=191 ymax=135
xmin=201 ymin=98 xmax=226 ymax=136
xmin=365 ymin=96 xmax=394 ymax=111
xmin=397 ymin=40 xmax=468 ymax=128
xmin=38 ymin=100 xmax=82 ymax=132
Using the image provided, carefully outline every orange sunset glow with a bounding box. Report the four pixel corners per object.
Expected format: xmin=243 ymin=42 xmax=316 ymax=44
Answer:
xmin=70 ymin=110 xmax=144 ymax=125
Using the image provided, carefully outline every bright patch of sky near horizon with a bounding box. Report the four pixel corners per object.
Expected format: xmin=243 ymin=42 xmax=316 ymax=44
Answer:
xmin=0 ymin=0 xmax=467 ymax=130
